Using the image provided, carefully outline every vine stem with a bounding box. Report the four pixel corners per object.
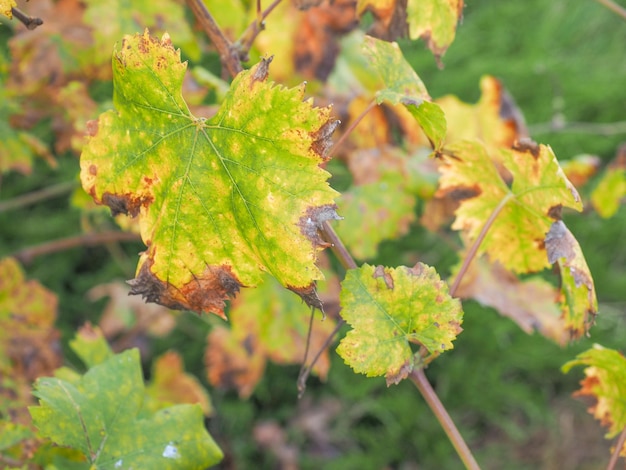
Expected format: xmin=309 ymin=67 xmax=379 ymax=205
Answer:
xmin=11 ymin=231 xmax=141 ymax=264
xmin=11 ymin=7 xmax=43 ymax=30
xmin=409 ymin=368 xmax=481 ymax=470
xmin=185 ymin=0 xmax=243 ymax=78
xmin=0 ymin=181 xmax=77 ymax=213
xmin=326 ymin=99 xmax=377 ymax=159
xmin=449 ymin=193 xmax=513 ymax=297
xmin=594 ymin=0 xmax=626 ymax=21
xmin=237 ymin=0 xmax=283 ymax=60
xmin=607 ymin=425 xmax=626 ymax=470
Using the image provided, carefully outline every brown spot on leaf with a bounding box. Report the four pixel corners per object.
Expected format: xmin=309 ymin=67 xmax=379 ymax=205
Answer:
xmin=386 ymin=359 xmax=413 ymax=386
xmin=373 ymin=265 xmax=394 ymax=290
xmin=128 ymin=260 xmax=243 ymax=319
xmin=548 ymin=204 xmax=563 ymax=220
xmin=298 ymin=204 xmax=341 ymax=247
xmin=86 ymin=120 xmax=98 ymax=136
xmin=102 ymin=192 xmax=153 ymax=217
xmin=545 ymin=221 xmax=576 ymax=264
xmin=310 ymin=119 xmax=340 ymax=159
xmin=89 ymin=164 xmax=97 ymax=176
xmin=288 ymin=283 xmax=324 ymax=311
xmin=512 ymin=138 xmax=540 ymax=159
xmin=445 ymin=185 xmax=481 ymax=201
xmin=251 ymin=56 xmax=272 ymax=84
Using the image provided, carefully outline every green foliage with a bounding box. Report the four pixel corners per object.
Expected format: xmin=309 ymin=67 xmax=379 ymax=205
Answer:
xmin=30 ymin=348 xmax=223 ymax=469
xmin=337 ymin=263 xmax=462 ymax=384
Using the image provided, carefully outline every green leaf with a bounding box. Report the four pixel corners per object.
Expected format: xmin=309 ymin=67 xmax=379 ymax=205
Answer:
xmin=0 ymin=422 xmax=33 ymax=451
xmin=591 ymin=166 xmax=626 ymax=219
xmin=438 ymin=140 xmax=583 ymax=273
xmin=69 ymin=325 xmax=113 ymax=368
xmin=337 ymin=264 xmax=462 ymax=385
xmin=563 ymin=345 xmax=626 ymax=438
xmin=30 ymin=349 xmax=223 ymax=469
xmin=80 ymin=31 xmax=339 ymax=317
xmin=335 ymin=173 xmax=416 ymax=259
xmin=545 ymin=221 xmax=598 ymax=339
xmin=362 ymin=35 xmax=446 ymax=150
xmin=407 ymin=0 xmax=464 ymax=60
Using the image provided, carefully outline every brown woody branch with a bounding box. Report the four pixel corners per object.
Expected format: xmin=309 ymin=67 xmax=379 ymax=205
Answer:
xmin=11 ymin=7 xmax=43 ymax=30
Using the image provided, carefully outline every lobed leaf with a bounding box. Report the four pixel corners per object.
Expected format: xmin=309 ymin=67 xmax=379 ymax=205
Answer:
xmin=337 ymin=264 xmax=462 ymax=385
xmin=438 ymin=140 xmax=582 ymax=273
xmin=563 ymin=345 xmax=626 ymax=443
xmin=30 ymin=349 xmax=223 ymax=469
xmin=80 ymin=31 xmax=340 ymax=317
xmin=406 ymin=0 xmax=464 ymax=61
xmin=362 ymin=35 xmax=446 ymax=150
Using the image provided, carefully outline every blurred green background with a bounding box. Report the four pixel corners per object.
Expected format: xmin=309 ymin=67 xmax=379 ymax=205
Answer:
xmin=1 ymin=0 xmax=625 ymax=469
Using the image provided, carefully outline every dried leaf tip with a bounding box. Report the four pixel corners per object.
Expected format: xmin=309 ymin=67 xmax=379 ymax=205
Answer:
xmin=251 ymin=56 xmax=274 ymax=83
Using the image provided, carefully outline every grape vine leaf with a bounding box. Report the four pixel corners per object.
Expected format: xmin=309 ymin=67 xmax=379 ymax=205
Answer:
xmin=436 ymin=76 xmax=526 ymax=150
xmin=357 ymin=0 xmax=463 ymax=61
xmin=437 ymin=139 xmax=583 ymax=273
xmin=30 ymin=349 xmax=223 ymax=468
xmin=335 ymin=172 xmax=416 ymax=259
xmin=1 ymin=0 xmax=15 ymax=18
xmin=80 ymin=31 xmax=340 ymax=318
xmin=563 ymin=345 xmax=626 ymax=447
xmin=560 ymin=154 xmax=601 ymax=189
xmin=145 ymin=351 xmax=213 ymax=416
xmin=590 ymin=146 xmax=626 ymax=219
xmin=362 ymin=35 xmax=446 ymax=150
xmin=545 ymin=221 xmax=598 ymax=338
xmin=337 ymin=264 xmax=462 ymax=385
xmin=206 ymin=273 xmax=336 ymax=397
xmin=454 ymin=256 xmax=567 ymax=344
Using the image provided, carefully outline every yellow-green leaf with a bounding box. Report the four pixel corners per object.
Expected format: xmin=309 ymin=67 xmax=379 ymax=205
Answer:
xmin=438 ymin=140 xmax=582 ymax=273
xmin=0 ymin=0 xmax=15 ymax=19
xmin=591 ymin=166 xmax=626 ymax=219
xmin=337 ymin=264 xmax=462 ymax=385
xmin=563 ymin=345 xmax=626 ymax=439
xmin=407 ymin=0 xmax=464 ymax=60
xmin=80 ymin=31 xmax=339 ymax=317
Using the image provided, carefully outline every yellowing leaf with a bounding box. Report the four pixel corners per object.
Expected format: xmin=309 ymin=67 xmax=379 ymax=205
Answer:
xmin=337 ymin=264 xmax=462 ymax=385
xmin=406 ymin=0 xmax=464 ymax=61
xmin=563 ymin=345 xmax=626 ymax=443
xmin=438 ymin=140 xmax=582 ymax=273
xmin=454 ymin=256 xmax=567 ymax=345
xmin=591 ymin=147 xmax=626 ymax=219
xmin=436 ymin=75 xmax=526 ymax=150
xmin=205 ymin=274 xmax=336 ymax=397
xmin=80 ymin=31 xmax=339 ymax=318
xmin=545 ymin=221 xmax=598 ymax=339
xmin=30 ymin=349 xmax=223 ymax=468
xmin=560 ymin=154 xmax=601 ymax=189
xmin=335 ymin=173 xmax=416 ymax=259
xmin=362 ymin=35 xmax=446 ymax=150
xmin=1 ymin=0 xmax=15 ymax=19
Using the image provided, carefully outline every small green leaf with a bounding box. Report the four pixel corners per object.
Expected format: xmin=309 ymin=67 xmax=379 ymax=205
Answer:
xmin=30 ymin=349 xmax=223 ymax=469
xmin=438 ymin=140 xmax=582 ymax=273
xmin=563 ymin=345 xmax=626 ymax=438
xmin=80 ymin=31 xmax=339 ymax=317
xmin=337 ymin=264 xmax=462 ymax=385
xmin=69 ymin=325 xmax=113 ymax=368
xmin=362 ymin=35 xmax=446 ymax=150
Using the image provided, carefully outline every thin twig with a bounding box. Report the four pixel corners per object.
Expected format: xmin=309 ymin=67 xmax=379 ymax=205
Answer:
xmin=410 ymin=368 xmax=481 ymax=470
xmin=0 ymin=181 xmax=77 ymax=213
xmin=236 ymin=0 xmax=283 ymax=61
xmin=607 ymin=425 xmax=626 ymax=470
xmin=11 ymin=231 xmax=141 ymax=264
xmin=296 ymin=221 xmax=356 ymax=396
xmin=327 ymin=99 xmax=378 ymax=159
xmin=528 ymin=120 xmax=626 ymax=136
xmin=11 ymin=7 xmax=43 ymax=30
xmin=449 ymin=193 xmax=513 ymax=297
xmin=594 ymin=0 xmax=626 ymax=21
xmin=185 ymin=0 xmax=242 ymax=78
